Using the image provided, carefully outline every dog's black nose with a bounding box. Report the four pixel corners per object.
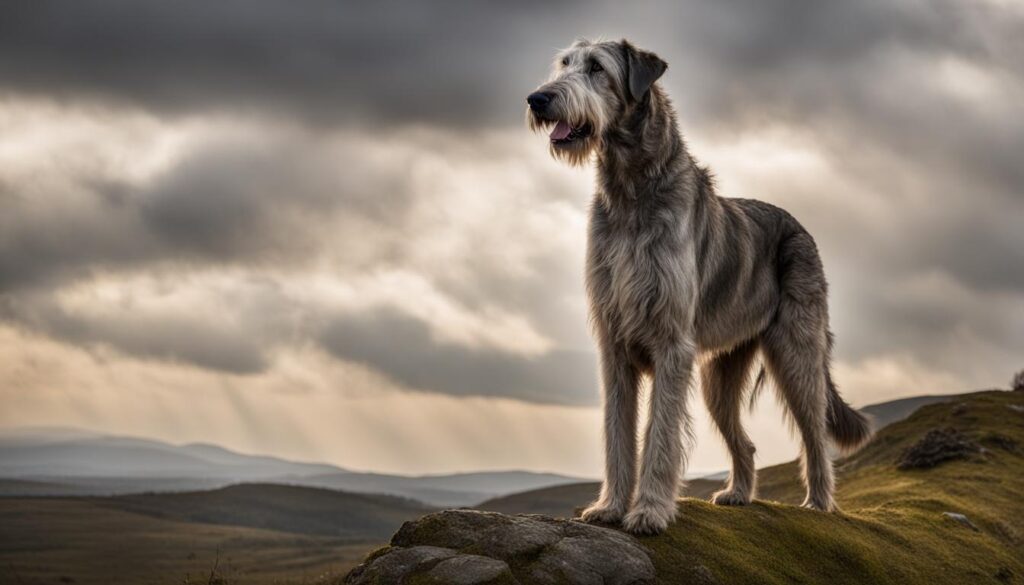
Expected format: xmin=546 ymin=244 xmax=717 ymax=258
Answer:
xmin=527 ymin=92 xmax=552 ymax=111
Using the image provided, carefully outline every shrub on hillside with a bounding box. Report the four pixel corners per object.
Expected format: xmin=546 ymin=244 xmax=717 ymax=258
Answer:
xmin=897 ymin=428 xmax=980 ymax=470
xmin=1012 ymin=369 xmax=1024 ymax=392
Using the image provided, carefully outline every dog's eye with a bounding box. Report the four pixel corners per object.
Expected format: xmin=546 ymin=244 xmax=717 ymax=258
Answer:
xmin=561 ymin=57 xmax=570 ymax=66
xmin=590 ymin=61 xmax=603 ymax=74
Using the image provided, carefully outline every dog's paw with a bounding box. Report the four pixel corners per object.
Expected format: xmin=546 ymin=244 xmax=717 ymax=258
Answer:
xmin=801 ymin=495 xmax=837 ymax=512
xmin=710 ymin=488 xmax=751 ymax=506
xmin=579 ymin=501 xmax=626 ymax=524
xmin=622 ymin=501 xmax=675 ymax=535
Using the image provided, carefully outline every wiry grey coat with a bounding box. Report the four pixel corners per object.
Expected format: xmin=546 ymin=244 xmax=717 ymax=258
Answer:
xmin=527 ymin=39 xmax=871 ymax=535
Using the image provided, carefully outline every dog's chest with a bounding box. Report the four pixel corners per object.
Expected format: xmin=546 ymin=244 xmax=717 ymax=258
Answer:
xmin=588 ymin=207 xmax=690 ymax=341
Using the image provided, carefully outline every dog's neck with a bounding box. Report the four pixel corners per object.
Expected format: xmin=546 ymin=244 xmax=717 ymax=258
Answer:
xmin=595 ymin=85 xmax=694 ymax=207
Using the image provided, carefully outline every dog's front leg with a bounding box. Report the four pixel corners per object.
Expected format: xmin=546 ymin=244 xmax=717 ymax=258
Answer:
xmin=580 ymin=339 xmax=640 ymax=524
xmin=623 ymin=340 xmax=695 ymax=535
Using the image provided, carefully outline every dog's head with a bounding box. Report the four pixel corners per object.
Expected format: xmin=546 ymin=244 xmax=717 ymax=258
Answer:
xmin=526 ymin=39 xmax=667 ymax=166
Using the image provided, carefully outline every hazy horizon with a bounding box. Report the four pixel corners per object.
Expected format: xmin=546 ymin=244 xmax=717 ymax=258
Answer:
xmin=1 ymin=1 xmax=1022 ymax=478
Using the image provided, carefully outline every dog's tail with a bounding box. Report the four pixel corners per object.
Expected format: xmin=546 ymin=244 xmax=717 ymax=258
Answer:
xmin=824 ymin=333 xmax=872 ymax=453
xmin=747 ymin=365 xmax=768 ymax=411
xmin=825 ymin=369 xmax=872 ymax=453
xmin=748 ymin=333 xmax=873 ymax=453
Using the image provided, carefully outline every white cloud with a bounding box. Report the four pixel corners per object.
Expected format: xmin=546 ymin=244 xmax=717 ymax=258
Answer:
xmin=834 ymin=355 xmax=963 ymax=406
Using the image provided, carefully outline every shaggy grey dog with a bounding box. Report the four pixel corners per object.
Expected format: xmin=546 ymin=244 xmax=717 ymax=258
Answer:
xmin=526 ymin=39 xmax=871 ymax=535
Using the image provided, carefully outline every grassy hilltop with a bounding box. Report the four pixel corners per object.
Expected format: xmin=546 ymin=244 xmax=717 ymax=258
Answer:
xmin=354 ymin=390 xmax=1024 ymax=584
xmin=639 ymin=390 xmax=1023 ymax=584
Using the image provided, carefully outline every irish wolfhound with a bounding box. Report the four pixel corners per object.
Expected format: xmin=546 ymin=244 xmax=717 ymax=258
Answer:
xmin=526 ymin=39 xmax=871 ymax=535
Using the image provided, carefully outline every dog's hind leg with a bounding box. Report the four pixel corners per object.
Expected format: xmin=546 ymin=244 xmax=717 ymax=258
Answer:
xmin=762 ymin=324 xmax=835 ymax=511
xmin=760 ymin=232 xmax=836 ymax=511
xmin=702 ymin=339 xmax=759 ymax=506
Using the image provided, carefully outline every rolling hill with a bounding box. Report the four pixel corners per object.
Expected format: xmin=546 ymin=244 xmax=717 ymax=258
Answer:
xmin=860 ymin=393 xmax=956 ymax=430
xmin=476 ymin=478 xmax=724 ymax=518
xmin=350 ymin=389 xmax=1024 ymax=584
xmin=0 ymin=496 xmax=368 ymax=585
xmin=296 ymin=470 xmax=583 ymax=508
xmin=0 ymin=483 xmax=435 ymax=585
xmin=475 ymin=391 xmax=965 ymax=518
xmin=639 ymin=389 xmax=1024 ymax=583
xmin=96 ymin=483 xmax=435 ymax=540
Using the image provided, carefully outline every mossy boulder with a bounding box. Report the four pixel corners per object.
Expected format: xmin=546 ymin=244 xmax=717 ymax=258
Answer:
xmin=344 ymin=510 xmax=655 ymax=584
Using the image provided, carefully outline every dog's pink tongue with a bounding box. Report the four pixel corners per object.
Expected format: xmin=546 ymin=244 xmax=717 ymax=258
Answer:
xmin=549 ymin=121 xmax=572 ymax=140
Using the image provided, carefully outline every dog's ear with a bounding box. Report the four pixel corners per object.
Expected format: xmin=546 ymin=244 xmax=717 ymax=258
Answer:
xmin=622 ymin=40 xmax=667 ymax=102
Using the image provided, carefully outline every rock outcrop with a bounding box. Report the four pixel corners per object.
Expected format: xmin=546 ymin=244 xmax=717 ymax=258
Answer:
xmin=896 ymin=427 xmax=980 ymax=470
xmin=343 ymin=509 xmax=655 ymax=585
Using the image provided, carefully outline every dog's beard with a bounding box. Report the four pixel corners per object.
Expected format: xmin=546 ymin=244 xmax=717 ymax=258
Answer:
xmin=527 ymin=111 xmax=599 ymax=167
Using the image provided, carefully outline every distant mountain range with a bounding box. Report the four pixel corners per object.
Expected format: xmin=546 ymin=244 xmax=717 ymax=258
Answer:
xmin=0 ymin=392 xmax=959 ymax=507
xmin=859 ymin=394 xmax=955 ymax=429
xmin=0 ymin=427 xmax=583 ymax=506
xmin=0 ymin=430 xmax=343 ymax=478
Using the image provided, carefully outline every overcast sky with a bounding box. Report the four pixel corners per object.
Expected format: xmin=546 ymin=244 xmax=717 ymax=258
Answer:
xmin=1 ymin=0 xmax=1021 ymax=477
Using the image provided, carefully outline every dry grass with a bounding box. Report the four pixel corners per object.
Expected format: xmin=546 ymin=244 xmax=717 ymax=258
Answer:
xmin=0 ymin=496 xmax=375 ymax=585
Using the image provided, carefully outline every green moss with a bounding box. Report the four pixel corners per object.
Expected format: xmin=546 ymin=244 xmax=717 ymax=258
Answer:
xmin=359 ymin=545 xmax=395 ymax=566
xmin=638 ymin=390 xmax=1024 ymax=584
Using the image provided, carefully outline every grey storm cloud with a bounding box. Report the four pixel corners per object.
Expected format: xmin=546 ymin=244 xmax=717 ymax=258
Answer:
xmin=3 ymin=295 xmax=269 ymax=374
xmin=319 ymin=309 xmax=598 ymax=406
xmin=2 ymin=1 xmax=1018 ymax=128
xmin=0 ymin=0 xmax=588 ymax=127
xmin=0 ymin=0 xmax=1021 ymax=403
xmin=0 ymin=158 xmax=297 ymax=291
xmin=0 ymin=132 xmax=413 ymax=291
xmin=139 ymin=144 xmax=339 ymax=261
